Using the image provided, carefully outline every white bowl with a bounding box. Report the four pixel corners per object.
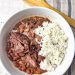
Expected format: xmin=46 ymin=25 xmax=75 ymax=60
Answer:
xmin=0 ymin=7 xmax=75 ymax=75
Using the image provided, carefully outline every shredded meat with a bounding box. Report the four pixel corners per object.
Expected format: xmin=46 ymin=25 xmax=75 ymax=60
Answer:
xmin=7 ymin=16 xmax=50 ymax=74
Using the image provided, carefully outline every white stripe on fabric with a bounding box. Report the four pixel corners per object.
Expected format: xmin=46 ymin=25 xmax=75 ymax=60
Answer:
xmin=46 ymin=0 xmax=58 ymax=9
xmin=53 ymin=0 xmax=58 ymax=9
xmin=71 ymin=0 xmax=75 ymax=19
xmin=60 ymin=0 xmax=68 ymax=16
xmin=46 ymin=0 xmax=54 ymax=7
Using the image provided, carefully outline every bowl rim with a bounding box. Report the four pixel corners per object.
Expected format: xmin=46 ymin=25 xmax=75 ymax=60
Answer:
xmin=0 ymin=6 xmax=75 ymax=75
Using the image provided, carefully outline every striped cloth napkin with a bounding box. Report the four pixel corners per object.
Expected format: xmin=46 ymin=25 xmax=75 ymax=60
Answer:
xmin=46 ymin=0 xmax=75 ymax=19
xmin=0 ymin=0 xmax=75 ymax=75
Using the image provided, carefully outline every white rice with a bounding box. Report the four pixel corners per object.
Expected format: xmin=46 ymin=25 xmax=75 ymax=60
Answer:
xmin=34 ymin=21 xmax=68 ymax=71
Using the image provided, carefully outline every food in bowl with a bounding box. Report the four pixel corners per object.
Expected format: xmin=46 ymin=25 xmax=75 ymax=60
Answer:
xmin=6 ymin=16 xmax=68 ymax=75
